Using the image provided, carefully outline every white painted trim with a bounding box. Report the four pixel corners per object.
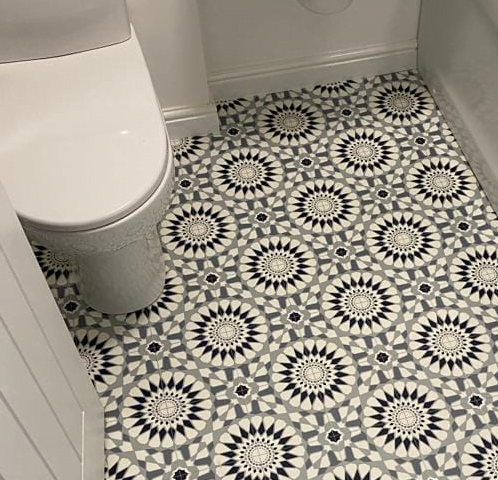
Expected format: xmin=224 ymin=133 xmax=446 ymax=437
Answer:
xmin=162 ymin=104 xmax=219 ymax=140
xmin=208 ymin=40 xmax=418 ymax=100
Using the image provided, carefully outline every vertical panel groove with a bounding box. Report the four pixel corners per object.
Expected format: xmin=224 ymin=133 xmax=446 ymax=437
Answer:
xmin=0 ymin=392 xmax=58 ymax=480
xmin=0 ymin=246 xmax=82 ymax=460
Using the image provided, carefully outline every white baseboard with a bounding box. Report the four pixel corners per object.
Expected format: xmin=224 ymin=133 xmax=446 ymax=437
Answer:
xmin=162 ymin=104 xmax=219 ymax=140
xmin=208 ymin=40 xmax=418 ymax=100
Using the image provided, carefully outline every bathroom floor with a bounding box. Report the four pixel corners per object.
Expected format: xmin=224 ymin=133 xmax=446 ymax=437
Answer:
xmin=39 ymin=70 xmax=498 ymax=480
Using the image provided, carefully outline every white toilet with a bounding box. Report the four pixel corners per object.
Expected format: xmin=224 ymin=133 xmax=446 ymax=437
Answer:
xmin=0 ymin=1 xmax=174 ymax=313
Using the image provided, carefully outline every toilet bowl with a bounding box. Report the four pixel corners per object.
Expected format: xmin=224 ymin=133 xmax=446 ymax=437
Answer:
xmin=0 ymin=27 xmax=175 ymax=314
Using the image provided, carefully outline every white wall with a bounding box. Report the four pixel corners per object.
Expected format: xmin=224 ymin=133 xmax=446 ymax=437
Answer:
xmin=126 ymin=0 xmax=218 ymax=138
xmin=125 ymin=0 xmax=422 ymax=134
xmin=418 ymin=0 xmax=498 ymax=213
xmin=199 ymin=0 xmax=422 ymax=99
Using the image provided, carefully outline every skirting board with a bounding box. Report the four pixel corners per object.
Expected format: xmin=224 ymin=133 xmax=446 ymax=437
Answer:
xmin=208 ymin=40 xmax=418 ymax=101
xmin=162 ymin=104 xmax=219 ymax=140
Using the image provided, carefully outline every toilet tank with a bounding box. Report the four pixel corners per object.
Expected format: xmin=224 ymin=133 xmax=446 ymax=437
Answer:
xmin=0 ymin=0 xmax=130 ymax=62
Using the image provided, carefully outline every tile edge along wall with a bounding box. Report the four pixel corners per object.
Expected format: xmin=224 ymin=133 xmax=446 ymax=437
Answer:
xmin=418 ymin=0 xmax=498 ymax=214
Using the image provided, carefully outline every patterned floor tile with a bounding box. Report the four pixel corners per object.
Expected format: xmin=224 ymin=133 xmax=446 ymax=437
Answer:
xmin=34 ymin=70 xmax=498 ymax=479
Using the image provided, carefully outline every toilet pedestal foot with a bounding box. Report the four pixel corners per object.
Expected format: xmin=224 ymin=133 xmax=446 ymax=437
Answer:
xmin=79 ymin=227 xmax=165 ymax=314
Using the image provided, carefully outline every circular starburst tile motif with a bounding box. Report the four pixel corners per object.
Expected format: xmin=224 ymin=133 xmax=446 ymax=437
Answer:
xmin=239 ymin=236 xmax=317 ymax=296
xmin=185 ymin=299 xmax=268 ymax=367
xmin=257 ymin=99 xmax=325 ymax=146
xmin=32 ymin=243 xmax=77 ymax=285
xmin=323 ymin=272 xmax=401 ymax=335
xmin=449 ymin=245 xmax=498 ymax=305
xmin=213 ymin=415 xmax=305 ymax=480
xmin=287 ymin=179 xmax=360 ymax=234
xmin=408 ymin=309 xmax=491 ymax=377
xmin=217 ymin=98 xmax=252 ymax=117
xmin=211 ymin=148 xmax=283 ymax=200
xmin=312 ymin=79 xmax=362 ymax=98
xmin=160 ymin=201 xmax=237 ymax=259
xmin=171 ymin=136 xmax=209 ymax=162
xmin=366 ymin=212 xmax=441 ymax=269
xmin=329 ymin=464 xmax=391 ymax=480
xmin=105 ymin=455 xmax=145 ymax=480
xmin=329 ymin=127 xmax=399 ymax=177
xmin=461 ymin=426 xmax=498 ymax=480
xmin=122 ymin=371 xmax=212 ymax=449
xmin=271 ymin=339 xmax=356 ymax=410
xmin=72 ymin=329 xmax=123 ymax=393
xmin=406 ymin=157 xmax=477 ymax=209
xmin=368 ymin=81 xmax=435 ymax=125
xmin=363 ymin=381 xmax=451 ymax=458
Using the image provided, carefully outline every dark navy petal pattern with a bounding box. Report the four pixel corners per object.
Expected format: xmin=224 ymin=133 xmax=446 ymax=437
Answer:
xmin=369 ymin=81 xmax=435 ymax=125
xmin=42 ymin=71 xmax=498 ymax=480
xmin=239 ymin=236 xmax=317 ymax=296
xmin=366 ymin=211 xmax=441 ymax=268
xmin=257 ymin=99 xmax=325 ymax=146
xmin=450 ymin=245 xmax=498 ymax=305
xmin=185 ymin=299 xmax=268 ymax=367
xmin=160 ymin=201 xmax=237 ymax=259
xmin=363 ymin=381 xmax=451 ymax=457
xmin=406 ymin=157 xmax=477 ymax=209
xmin=408 ymin=309 xmax=491 ymax=377
xmin=330 ymin=127 xmax=399 ymax=177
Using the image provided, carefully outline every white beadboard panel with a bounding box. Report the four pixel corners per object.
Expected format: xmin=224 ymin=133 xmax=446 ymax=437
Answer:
xmin=208 ymin=40 xmax=417 ymax=100
xmin=0 ymin=184 xmax=102 ymax=432
xmin=0 ymin=247 xmax=83 ymax=453
xmin=0 ymin=318 xmax=81 ymax=480
xmin=0 ymin=182 xmax=103 ymax=480
xmin=0 ymin=395 xmax=54 ymax=480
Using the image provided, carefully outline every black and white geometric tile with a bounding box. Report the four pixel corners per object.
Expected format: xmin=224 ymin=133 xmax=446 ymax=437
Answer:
xmin=37 ymin=70 xmax=498 ymax=479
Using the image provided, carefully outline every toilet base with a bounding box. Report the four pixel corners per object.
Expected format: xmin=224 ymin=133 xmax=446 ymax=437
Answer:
xmin=79 ymin=227 xmax=165 ymax=314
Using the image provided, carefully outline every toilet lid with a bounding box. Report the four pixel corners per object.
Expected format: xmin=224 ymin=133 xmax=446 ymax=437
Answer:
xmin=0 ymin=26 xmax=168 ymax=232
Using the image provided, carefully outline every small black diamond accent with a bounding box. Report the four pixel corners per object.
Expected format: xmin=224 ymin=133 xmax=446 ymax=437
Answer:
xmin=327 ymin=429 xmax=342 ymax=444
xmin=376 ymin=189 xmax=390 ymax=199
xmin=234 ymin=384 xmax=250 ymax=398
xmin=205 ymin=273 xmax=220 ymax=285
xmin=287 ymin=311 xmax=303 ymax=323
xmin=375 ymin=351 xmax=390 ymax=364
xmin=64 ymin=301 xmax=79 ymax=313
xmin=300 ymin=157 xmax=313 ymax=167
xmin=415 ymin=136 xmax=427 ymax=146
xmin=469 ymin=394 xmax=484 ymax=407
xmin=457 ymin=221 xmax=471 ymax=232
xmin=255 ymin=212 xmax=269 ymax=223
xmin=418 ymin=283 xmax=433 ymax=294
xmin=227 ymin=127 xmax=240 ymax=137
xmin=146 ymin=341 xmax=162 ymax=354
xmin=173 ymin=468 xmax=188 ymax=480
xmin=335 ymin=247 xmax=348 ymax=258
xmin=341 ymin=108 xmax=353 ymax=117
xmin=179 ymin=179 xmax=192 ymax=189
